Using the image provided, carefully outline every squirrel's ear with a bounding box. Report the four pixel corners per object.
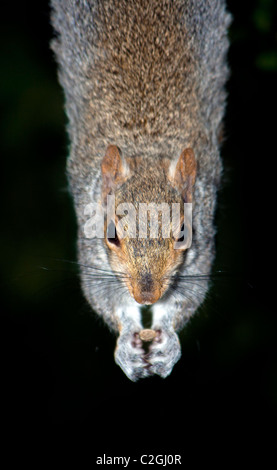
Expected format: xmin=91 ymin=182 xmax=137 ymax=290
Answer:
xmin=101 ymin=145 xmax=129 ymax=197
xmin=170 ymin=148 xmax=196 ymax=203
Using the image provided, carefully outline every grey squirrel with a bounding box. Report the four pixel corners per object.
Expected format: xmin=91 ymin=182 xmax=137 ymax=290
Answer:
xmin=50 ymin=0 xmax=231 ymax=381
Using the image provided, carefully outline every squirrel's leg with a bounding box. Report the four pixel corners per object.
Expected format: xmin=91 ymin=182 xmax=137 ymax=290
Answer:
xmin=149 ymin=304 xmax=182 ymax=378
xmin=114 ymin=304 xmax=152 ymax=381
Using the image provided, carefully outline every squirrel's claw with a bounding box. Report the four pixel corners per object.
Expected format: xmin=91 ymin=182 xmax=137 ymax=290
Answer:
xmin=115 ymin=328 xmax=181 ymax=380
xmin=114 ymin=330 xmax=153 ymax=381
xmin=146 ymin=328 xmax=181 ymax=378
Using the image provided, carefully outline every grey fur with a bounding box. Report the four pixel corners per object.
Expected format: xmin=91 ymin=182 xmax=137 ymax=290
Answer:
xmin=50 ymin=0 xmax=231 ymax=381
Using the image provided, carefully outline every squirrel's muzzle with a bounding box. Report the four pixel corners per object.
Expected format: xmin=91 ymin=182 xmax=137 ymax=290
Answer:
xmin=132 ymin=273 xmax=161 ymax=305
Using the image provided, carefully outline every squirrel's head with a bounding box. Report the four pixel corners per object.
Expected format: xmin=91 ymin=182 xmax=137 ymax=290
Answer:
xmin=101 ymin=145 xmax=196 ymax=305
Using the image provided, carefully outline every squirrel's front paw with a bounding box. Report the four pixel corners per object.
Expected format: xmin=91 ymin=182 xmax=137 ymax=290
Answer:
xmin=147 ymin=329 xmax=181 ymax=378
xmin=114 ymin=330 xmax=152 ymax=381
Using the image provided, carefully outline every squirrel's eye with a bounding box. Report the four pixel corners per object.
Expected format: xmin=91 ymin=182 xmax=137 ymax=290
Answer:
xmin=107 ymin=221 xmax=120 ymax=247
xmin=176 ymin=222 xmax=185 ymax=242
xmin=174 ymin=221 xmax=191 ymax=251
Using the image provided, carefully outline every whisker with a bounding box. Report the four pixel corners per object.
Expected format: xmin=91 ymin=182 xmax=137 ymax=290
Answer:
xmin=169 ymin=286 xmax=201 ymax=305
xmin=37 ymin=257 xmax=130 ymax=278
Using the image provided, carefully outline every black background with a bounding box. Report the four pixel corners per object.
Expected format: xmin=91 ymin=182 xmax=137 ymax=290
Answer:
xmin=1 ymin=0 xmax=277 ymax=463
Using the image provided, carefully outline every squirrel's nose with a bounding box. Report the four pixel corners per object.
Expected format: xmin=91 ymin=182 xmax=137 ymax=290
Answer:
xmin=133 ymin=288 xmax=161 ymax=305
xmin=132 ymin=273 xmax=161 ymax=305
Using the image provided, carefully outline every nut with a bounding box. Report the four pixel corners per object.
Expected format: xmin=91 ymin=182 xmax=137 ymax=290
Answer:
xmin=139 ymin=329 xmax=157 ymax=342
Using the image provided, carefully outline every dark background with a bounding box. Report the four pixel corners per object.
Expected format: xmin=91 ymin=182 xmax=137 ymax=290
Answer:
xmin=1 ymin=0 xmax=276 ymax=462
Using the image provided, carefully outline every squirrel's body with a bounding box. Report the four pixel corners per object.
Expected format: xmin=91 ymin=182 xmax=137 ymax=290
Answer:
xmin=51 ymin=0 xmax=231 ymax=380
